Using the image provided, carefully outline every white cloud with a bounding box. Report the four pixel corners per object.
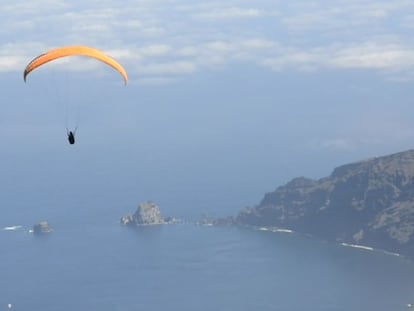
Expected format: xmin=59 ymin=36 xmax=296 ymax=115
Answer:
xmin=192 ymin=7 xmax=263 ymax=20
xmin=241 ymin=39 xmax=276 ymax=49
xmin=3 ymin=0 xmax=414 ymax=79
xmin=137 ymin=45 xmax=172 ymax=58
xmin=0 ymin=43 xmax=48 ymax=73
xmin=204 ymin=41 xmax=235 ymax=53
xmin=1 ymin=0 xmax=68 ymax=15
xmin=0 ymin=56 xmax=26 ymax=72
xmin=261 ymin=42 xmax=414 ymax=73
xmin=139 ymin=61 xmax=197 ymax=75
xmin=176 ymin=46 xmax=199 ymax=57
xmin=329 ymin=43 xmax=414 ymax=69
xmin=262 ymin=49 xmax=323 ymax=72
xmin=281 ymin=1 xmax=410 ymax=32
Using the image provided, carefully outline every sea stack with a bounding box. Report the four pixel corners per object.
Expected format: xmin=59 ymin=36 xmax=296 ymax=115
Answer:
xmin=33 ymin=221 xmax=53 ymax=235
xmin=120 ymin=201 xmax=165 ymax=226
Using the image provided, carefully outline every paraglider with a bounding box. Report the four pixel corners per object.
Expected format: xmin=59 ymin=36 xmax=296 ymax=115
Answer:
xmin=67 ymin=129 xmax=76 ymax=145
xmin=23 ymin=45 xmax=128 ymax=84
xmin=23 ymin=46 xmax=128 ymax=144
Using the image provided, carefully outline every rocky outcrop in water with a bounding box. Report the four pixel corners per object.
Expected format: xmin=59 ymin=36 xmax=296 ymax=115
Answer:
xmin=33 ymin=221 xmax=53 ymax=235
xmin=236 ymin=150 xmax=414 ymax=258
xmin=121 ymin=202 xmax=166 ymax=226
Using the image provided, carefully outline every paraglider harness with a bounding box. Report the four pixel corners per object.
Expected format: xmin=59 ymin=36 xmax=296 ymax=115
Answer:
xmin=67 ymin=127 xmax=77 ymax=145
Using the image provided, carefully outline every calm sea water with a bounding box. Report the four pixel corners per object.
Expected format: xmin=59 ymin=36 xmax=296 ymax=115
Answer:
xmin=1 ymin=221 xmax=414 ymax=311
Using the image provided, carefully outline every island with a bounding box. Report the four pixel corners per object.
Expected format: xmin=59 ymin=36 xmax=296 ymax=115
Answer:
xmin=120 ymin=201 xmax=179 ymax=226
xmin=33 ymin=221 xmax=53 ymax=235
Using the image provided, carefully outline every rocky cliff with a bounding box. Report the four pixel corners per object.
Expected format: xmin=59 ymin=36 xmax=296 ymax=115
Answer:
xmin=237 ymin=150 xmax=414 ymax=258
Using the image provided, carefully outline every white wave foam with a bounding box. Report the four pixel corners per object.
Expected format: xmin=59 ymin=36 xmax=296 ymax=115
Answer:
xmin=2 ymin=225 xmax=22 ymax=231
xmin=256 ymin=226 xmax=293 ymax=233
xmin=272 ymin=228 xmax=293 ymax=233
xmin=341 ymin=243 xmax=403 ymax=257
xmin=341 ymin=243 xmax=374 ymax=251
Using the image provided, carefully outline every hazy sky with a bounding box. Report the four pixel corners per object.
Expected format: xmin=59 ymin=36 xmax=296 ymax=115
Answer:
xmin=2 ymin=0 xmax=414 ymax=221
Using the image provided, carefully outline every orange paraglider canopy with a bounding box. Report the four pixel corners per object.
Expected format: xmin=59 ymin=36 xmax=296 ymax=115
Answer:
xmin=23 ymin=45 xmax=128 ymax=85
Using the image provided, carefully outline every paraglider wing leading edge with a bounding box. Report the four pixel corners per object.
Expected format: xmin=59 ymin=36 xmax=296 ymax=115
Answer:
xmin=23 ymin=46 xmax=128 ymax=85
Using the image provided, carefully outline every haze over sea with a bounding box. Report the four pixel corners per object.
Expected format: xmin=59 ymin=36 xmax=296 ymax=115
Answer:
xmin=4 ymin=1 xmax=414 ymax=310
xmin=1 ymin=211 xmax=414 ymax=311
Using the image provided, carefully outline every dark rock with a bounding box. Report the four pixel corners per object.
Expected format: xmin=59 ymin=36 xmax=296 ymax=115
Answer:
xmin=33 ymin=221 xmax=53 ymax=235
xmin=121 ymin=202 xmax=165 ymax=226
xmin=236 ymin=150 xmax=414 ymax=259
xmin=120 ymin=214 xmax=135 ymax=226
xmin=163 ymin=216 xmax=182 ymax=224
xmin=198 ymin=214 xmax=236 ymax=226
xmin=133 ymin=201 xmax=164 ymax=225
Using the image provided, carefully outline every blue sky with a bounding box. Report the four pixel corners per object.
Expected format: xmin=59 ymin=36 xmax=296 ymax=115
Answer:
xmin=2 ymin=0 xmax=414 ymax=221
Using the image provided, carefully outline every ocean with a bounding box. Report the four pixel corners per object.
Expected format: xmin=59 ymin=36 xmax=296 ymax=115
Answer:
xmin=1 ymin=220 xmax=414 ymax=311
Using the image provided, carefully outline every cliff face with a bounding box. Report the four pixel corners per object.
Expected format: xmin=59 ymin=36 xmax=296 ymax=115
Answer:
xmin=237 ymin=150 xmax=414 ymax=258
